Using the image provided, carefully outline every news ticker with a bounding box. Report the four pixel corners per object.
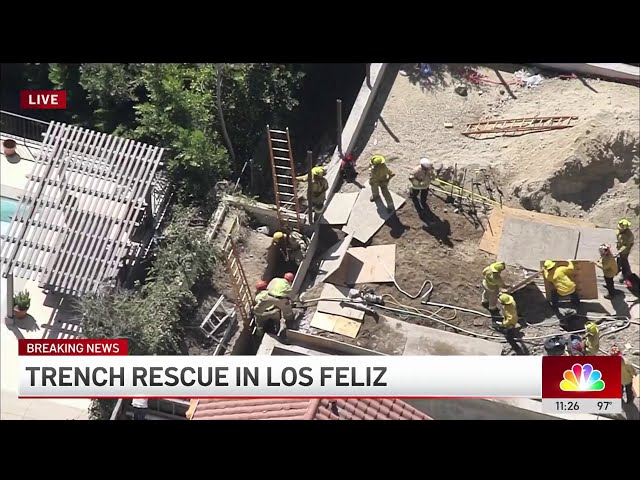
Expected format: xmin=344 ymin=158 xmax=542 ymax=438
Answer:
xmin=18 ymin=340 xmax=623 ymax=414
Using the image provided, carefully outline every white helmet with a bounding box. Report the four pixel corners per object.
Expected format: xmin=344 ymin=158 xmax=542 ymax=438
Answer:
xmin=420 ymin=158 xmax=432 ymax=169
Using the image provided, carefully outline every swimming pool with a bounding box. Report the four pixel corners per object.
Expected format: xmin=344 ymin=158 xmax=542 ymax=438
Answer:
xmin=1 ymin=196 xmax=18 ymax=236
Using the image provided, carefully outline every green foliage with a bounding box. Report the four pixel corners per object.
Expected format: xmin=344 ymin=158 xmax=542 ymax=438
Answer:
xmin=13 ymin=290 xmax=30 ymax=310
xmin=76 ymin=206 xmax=216 ymax=356
xmin=89 ymin=399 xmax=117 ymax=420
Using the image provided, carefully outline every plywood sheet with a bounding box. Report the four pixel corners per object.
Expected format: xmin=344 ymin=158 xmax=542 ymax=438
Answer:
xmin=317 ymin=283 xmax=365 ymax=320
xmin=309 ymin=311 xmax=363 ymax=338
xmin=315 ymin=232 xmax=354 ymax=283
xmin=342 ymin=186 xmax=406 ymax=244
xmin=498 ymin=217 xmax=579 ymax=271
xmin=575 ymin=227 xmax=617 ymax=262
xmin=320 ymin=192 xmax=359 ymax=226
xmin=328 ymin=244 xmax=396 ymax=285
xmin=540 ymin=260 xmax=598 ymax=300
xmin=479 ymin=206 xmax=594 ymax=255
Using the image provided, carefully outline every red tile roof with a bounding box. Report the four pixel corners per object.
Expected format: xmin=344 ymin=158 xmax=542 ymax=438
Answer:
xmin=189 ymin=398 xmax=432 ymax=420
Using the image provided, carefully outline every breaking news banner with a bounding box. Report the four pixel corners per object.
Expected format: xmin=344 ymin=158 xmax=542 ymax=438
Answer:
xmin=17 ymin=340 xmax=622 ymax=413
xmin=541 ymin=355 xmax=622 ymax=414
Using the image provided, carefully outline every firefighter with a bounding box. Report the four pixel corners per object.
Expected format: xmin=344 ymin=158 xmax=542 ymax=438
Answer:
xmin=616 ymin=218 xmax=634 ymax=282
xmin=369 ymin=154 xmax=395 ymax=213
xmin=296 ymin=166 xmax=329 ymax=222
xmin=253 ymin=280 xmax=281 ymax=335
xmin=594 ymin=244 xmax=619 ymax=299
xmin=409 ymin=157 xmax=436 ymax=211
xmin=543 ymin=260 xmax=580 ymax=309
xmin=494 ymin=293 xmax=520 ymax=335
xmin=611 ymin=346 xmax=637 ymax=403
xmin=265 ymin=272 xmax=295 ymax=334
xmin=583 ymin=321 xmax=599 ymax=356
xmin=481 ymin=261 xmax=509 ymax=313
xmin=272 ymin=231 xmax=308 ymax=266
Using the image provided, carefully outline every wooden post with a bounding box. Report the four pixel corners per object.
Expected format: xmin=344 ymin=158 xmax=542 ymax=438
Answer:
xmin=336 ymin=99 xmax=343 ymax=157
xmin=306 ymin=150 xmax=313 ymax=225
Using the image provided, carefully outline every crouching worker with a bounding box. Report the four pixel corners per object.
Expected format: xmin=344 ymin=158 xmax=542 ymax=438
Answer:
xmin=266 ymin=272 xmax=295 ymax=335
xmin=611 ymin=346 xmax=637 ymax=403
xmin=543 ymin=260 xmax=581 ymax=309
xmin=253 ymin=280 xmax=282 ymax=335
xmin=494 ymin=293 xmax=520 ymax=335
xmin=273 ymin=231 xmax=308 ymax=267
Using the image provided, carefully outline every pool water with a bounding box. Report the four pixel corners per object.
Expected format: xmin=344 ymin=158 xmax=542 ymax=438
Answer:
xmin=1 ymin=196 xmax=18 ymax=236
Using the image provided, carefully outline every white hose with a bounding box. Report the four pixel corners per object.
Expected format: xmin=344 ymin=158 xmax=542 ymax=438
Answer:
xmin=377 ymin=255 xmax=433 ymax=300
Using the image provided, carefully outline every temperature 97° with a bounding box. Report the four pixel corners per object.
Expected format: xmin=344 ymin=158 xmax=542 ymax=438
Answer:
xmin=597 ymin=401 xmax=612 ymax=410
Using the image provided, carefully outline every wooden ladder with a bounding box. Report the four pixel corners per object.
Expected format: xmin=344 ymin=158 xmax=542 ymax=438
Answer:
xmin=221 ymin=220 xmax=253 ymax=327
xmin=266 ymin=126 xmax=303 ymax=232
xmin=463 ymin=116 xmax=578 ymax=137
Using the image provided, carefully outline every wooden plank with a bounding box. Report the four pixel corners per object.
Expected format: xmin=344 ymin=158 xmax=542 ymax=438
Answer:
xmin=498 ymin=217 xmax=580 ymax=271
xmin=329 ymin=244 xmax=396 ymax=285
xmin=317 ymin=283 xmax=365 ymax=320
xmin=342 ymin=186 xmax=405 ymax=244
xmin=320 ymin=192 xmax=359 ymax=226
xmin=540 ymin=260 xmax=598 ymax=300
xmin=479 ymin=206 xmax=594 ymax=255
xmin=309 ymin=311 xmax=363 ymax=339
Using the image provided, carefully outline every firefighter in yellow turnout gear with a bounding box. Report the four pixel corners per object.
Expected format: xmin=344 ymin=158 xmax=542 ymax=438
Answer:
xmin=273 ymin=231 xmax=308 ymax=267
xmin=583 ymin=321 xmax=599 ymax=356
xmin=481 ymin=261 xmax=509 ymax=312
xmin=296 ymin=166 xmax=328 ymax=222
xmin=252 ymin=280 xmax=281 ymax=334
xmin=616 ymin=218 xmax=634 ymax=281
xmin=409 ymin=158 xmax=436 ymax=211
xmin=369 ymin=155 xmax=396 ymax=213
xmin=496 ymin=293 xmax=519 ymax=332
xmin=594 ymin=244 xmax=619 ymax=299
xmin=611 ymin=346 xmax=637 ymax=403
xmin=543 ymin=260 xmax=580 ymax=309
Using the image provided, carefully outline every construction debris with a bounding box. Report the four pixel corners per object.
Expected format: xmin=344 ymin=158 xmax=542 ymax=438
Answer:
xmin=462 ymin=116 xmax=579 ymax=138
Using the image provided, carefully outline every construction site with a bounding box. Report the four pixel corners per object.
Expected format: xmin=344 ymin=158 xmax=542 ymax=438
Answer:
xmin=189 ymin=63 xmax=640 ymax=421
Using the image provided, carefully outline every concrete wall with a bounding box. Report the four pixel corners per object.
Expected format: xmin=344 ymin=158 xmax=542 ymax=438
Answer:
xmin=291 ymin=64 xmax=391 ymax=296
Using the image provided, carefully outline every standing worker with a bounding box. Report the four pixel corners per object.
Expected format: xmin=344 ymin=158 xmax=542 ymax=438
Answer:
xmin=253 ymin=280 xmax=281 ymax=335
xmin=495 ymin=293 xmax=519 ymax=333
xmin=611 ymin=346 xmax=637 ymax=403
xmin=409 ymin=158 xmax=436 ymax=211
xmin=296 ymin=166 xmax=328 ymax=222
xmin=594 ymin=244 xmax=619 ymax=299
xmin=340 ymin=153 xmax=357 ymax=182
xmin=266 ymin=272 xmax=296 ymax=334
xmin=481 ymin=261 xmax=509 ymax=313
xmin=583 ymin=321 xmax=600 ymax=356
xmin=616 ymin=218 xmax=634 ymax=282
xmin=272 ymin=231 xmax=308 ymax=267
xmin=369 ymin=154 xmax=396 ymax=213
xmin=543 ymin=260 xmax=581 ymax=309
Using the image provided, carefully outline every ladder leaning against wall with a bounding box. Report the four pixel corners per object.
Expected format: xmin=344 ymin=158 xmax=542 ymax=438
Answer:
xmin=221 ymin=216 xmax=253 ymax=328
xmin=266 ymin=126 xmax=303 ymax=232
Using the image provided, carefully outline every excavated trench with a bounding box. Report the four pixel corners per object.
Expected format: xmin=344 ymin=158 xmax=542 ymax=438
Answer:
xmin=514 ymin=130 xmax=640 ymax=213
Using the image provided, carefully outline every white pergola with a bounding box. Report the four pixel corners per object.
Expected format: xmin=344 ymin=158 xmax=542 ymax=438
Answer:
xmin=1 ymin=121 xmax=164 ymax=316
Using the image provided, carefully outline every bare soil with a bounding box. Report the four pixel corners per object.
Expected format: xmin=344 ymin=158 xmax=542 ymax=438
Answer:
xmin=303 ymin=63 xmax=640 ymax=359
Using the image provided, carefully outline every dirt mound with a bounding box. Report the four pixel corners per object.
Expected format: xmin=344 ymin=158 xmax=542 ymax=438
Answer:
xmin=511 ymin=127 xmax=639 ymax=223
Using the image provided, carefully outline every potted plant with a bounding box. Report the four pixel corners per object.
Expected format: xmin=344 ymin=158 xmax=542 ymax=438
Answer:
xmin=13 ymin=290 xmax=31 ymax=319
xmin=2 ymin=139 xmax=17 ymax=156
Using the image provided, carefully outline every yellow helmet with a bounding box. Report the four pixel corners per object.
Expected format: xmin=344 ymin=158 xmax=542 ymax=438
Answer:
xmin=618 ymin=218 xmax=631 ymax=229
xmin=585 ymin=321 xmax=599 ymax=336
xmin=544 ymin=260 xmax=556 ymax=270
xmin=491 ymin=261 xmax=506 ymax=273
xmin=273 ymin=231 xmax=285 ymax=242
xmin=312 ymin=166 xmax=326 ymax=177
xmin=499 ymin=293 xmax=514 ymax=305
xmin=370 ymin=154 xmax=385 ymax=166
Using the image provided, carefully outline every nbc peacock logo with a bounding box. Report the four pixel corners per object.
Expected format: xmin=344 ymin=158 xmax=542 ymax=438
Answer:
xmin=560 ymin=363 xmax=605 ymax=392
